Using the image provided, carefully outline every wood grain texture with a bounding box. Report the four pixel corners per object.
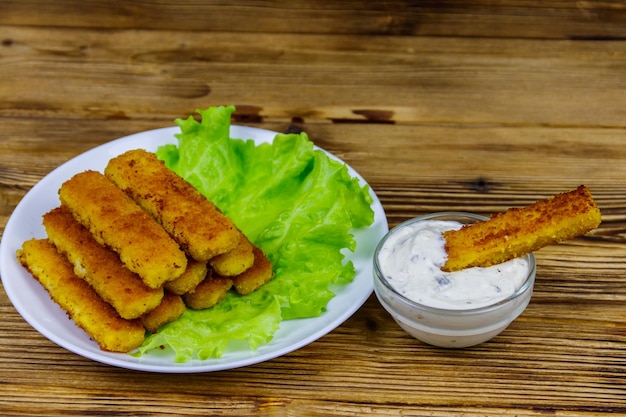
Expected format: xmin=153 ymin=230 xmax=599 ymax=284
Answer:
xmin=1 ymin=0 xmax=625 ymax=39
xmin=1 ymin=27 xmax=625 ymax=126
xmin=1 ymin=1 xmax=626 ymax=415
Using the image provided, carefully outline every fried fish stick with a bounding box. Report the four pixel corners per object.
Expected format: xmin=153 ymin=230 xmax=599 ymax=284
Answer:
xmin=141 ymin=292 xmax=186 ymax=333
xmin=58 ymin=170 xmax=187 ymax=288
xmin=43 ymin=206 xmax=164 ymax=319
xmin=164 ymin=258 xmax=208 ymax=295
xmin=232 ymin=246 xmax=274 ymax=295
xmin=209 ymin=234 xmax=255 ymax=276
xmin=17 ymin=239 xmax=145 ymax=353
xmin=105 ymin=149 xmax=241 ymax=262
xmin=183 ymin=274 xmax=233 ymax=310
xmin=442 ymin=185 xmax=602 ymax=272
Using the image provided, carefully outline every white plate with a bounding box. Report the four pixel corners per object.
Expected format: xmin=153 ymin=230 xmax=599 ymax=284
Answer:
xmin=0 ymin=125 xmax=388 ymax=373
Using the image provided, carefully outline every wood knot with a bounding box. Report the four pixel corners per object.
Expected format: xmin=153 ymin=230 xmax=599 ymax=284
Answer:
xmin=365 ymin=317 xmax=378 ymax=332
xmin=471 ymin=177 xmax=492 ymax=193
xmin=231 ymin=105 xmax=263 ymax=123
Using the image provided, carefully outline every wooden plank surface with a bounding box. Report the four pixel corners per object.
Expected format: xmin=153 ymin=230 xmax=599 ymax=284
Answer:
xmin=1 ymin=1 xmax=626 ymax=415
xmin=1 ymin=0 xmax=626 ymax=39
xmin=1 ymin=27 xmax=625 ymax=127
xmin=2 ymin=118 xmax=625 ymax=414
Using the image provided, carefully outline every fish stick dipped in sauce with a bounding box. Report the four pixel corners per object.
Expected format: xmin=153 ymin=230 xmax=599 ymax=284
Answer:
xmin=43 ymin=206 xmax=164 ymax=320
xmin=58 ymin=170 xmax=188 ymax=289
xmin=17 ymin=239 xmax=145 ymax=353
xmin=104 ymin=149 xmax=241 ymax=262
xmin=442 ymin=185 xmax=602 ymax=272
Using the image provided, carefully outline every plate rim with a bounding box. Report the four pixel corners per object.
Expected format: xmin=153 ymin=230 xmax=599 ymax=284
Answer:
xmin=0 ymin=125 xmax=389 ymax=373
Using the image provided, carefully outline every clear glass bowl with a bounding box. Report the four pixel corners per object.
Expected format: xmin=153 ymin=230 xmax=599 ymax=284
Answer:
xmin=373 ymin=212 xmax=536 ymax=348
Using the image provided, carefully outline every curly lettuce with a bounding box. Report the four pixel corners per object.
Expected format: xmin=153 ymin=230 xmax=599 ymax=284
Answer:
xmin=137 ymin=105 xmax=374 ymax=362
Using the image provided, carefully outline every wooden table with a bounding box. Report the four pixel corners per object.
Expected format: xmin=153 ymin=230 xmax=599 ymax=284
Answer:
xmin=1 ymin=1 xmax=625 ymax=415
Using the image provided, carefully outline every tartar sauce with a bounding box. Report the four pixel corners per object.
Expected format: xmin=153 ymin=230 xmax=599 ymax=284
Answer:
xmin=377 ymin=220 xmax=529 ymax=310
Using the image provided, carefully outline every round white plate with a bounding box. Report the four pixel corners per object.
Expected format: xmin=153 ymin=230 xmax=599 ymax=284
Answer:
xmin=0 ymin=125 xmax=388 ymax=373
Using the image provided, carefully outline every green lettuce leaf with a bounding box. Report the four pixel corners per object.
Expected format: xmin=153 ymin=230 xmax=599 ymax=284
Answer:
xmin=137 ymin=105 xmax=374 ymax=362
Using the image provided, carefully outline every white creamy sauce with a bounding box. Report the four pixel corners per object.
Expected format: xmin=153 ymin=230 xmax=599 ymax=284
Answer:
xmin=377 ymin=220 xmax=529 ymax=310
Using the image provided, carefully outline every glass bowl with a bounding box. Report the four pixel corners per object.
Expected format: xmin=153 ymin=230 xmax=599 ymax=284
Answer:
xmin=373 ymin=212 xmax=536 ymax=348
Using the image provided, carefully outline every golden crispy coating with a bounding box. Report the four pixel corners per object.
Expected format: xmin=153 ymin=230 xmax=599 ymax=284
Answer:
xmin=232 ymin=246 xmax=274 ymax=295
xmin=104 ymin=149 xmax=241 ymax=262
xmin=209 ymin=233 xmax=255 ymax=276
xmin=43 ymin=207 xmax=164 ymax=319
xmin=141 ymin=292 xmax=186 ymax=333
xmin=183 ymin=273 xmax=233 ymax=310
xmin=164 ymin=258 xmax=208 ymax=295
xmin=442 ymin=185 xmax=602 ymax=272
xmin=58 ymin=170 xmax=187 ymax=288
xmin=17 ymin=239 xmax=145 ymax=353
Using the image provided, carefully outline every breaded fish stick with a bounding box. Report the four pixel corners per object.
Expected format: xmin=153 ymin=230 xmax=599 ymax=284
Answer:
xmin=442 ymin=185 xmax=602 ymax=272
xmin=17 ymin=239 xmax=145 ymax=353
xmin=43 ymin=206 xmax=164 ymax=320
xmin=183 ymin=273 xmax=233 ymax=310
xmin=209 ymin=234 xmax=254 ymax=277
xmin=105 ymin=149 xmax=241 ymax=262
xmin=141 ymin=292 xmax=186 ymax=333
xmin=58 ymin=170 xmax=187 ymax=288
xmin=164 ymin=258 xmax=208 ymax=295
xmin=232 ymin=246 xmax=274 ymax=295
